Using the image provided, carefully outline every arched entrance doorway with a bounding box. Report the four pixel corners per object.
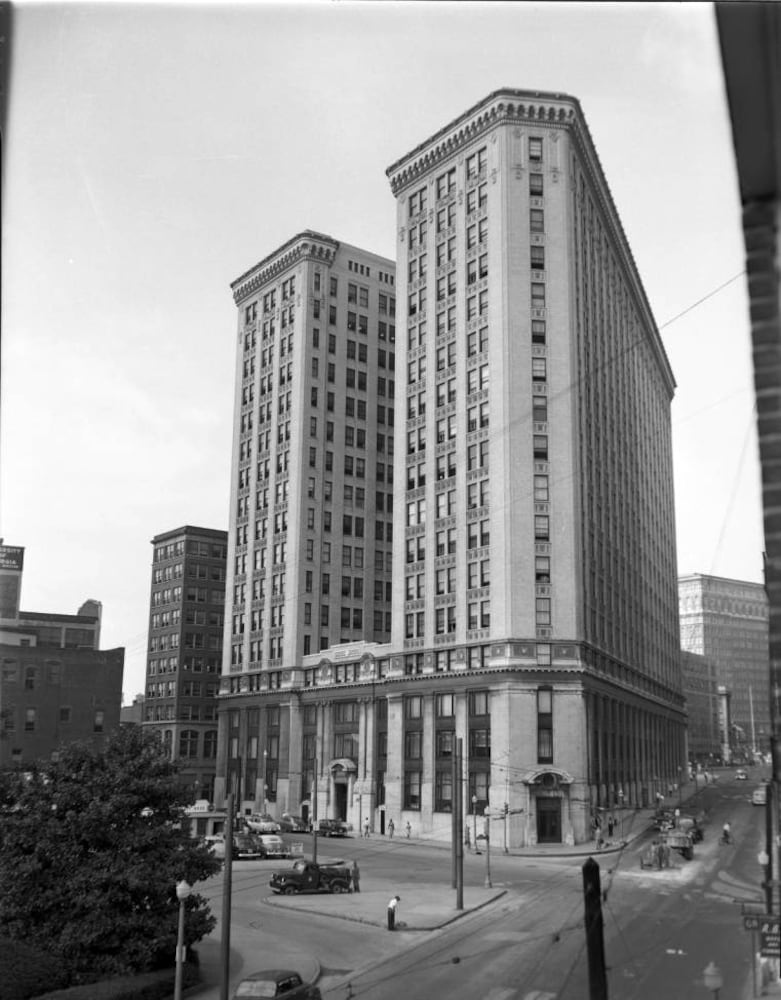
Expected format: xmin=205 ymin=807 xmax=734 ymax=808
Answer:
xmin=328 ymin=758 xmax=357 ymax=821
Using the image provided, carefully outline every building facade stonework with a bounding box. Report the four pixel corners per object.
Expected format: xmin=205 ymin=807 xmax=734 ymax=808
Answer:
xmin=215 ymin=90 xmax=685 ymax=846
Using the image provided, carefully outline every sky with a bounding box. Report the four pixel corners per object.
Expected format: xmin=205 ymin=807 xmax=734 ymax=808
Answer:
xmin=1 ymin=1 xmax=764 ymax=704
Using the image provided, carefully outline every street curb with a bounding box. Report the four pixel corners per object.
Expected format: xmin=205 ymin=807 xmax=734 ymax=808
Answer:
xmin=263 ymin=888 xmax=508 ymax=931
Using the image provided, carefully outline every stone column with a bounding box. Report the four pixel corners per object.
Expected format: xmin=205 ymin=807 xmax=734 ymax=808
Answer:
xmin=384 ymin=693 xmax=404 ymax=824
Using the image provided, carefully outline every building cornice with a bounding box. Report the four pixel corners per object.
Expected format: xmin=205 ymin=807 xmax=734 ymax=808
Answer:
xmin=386 ymin=88 xmax=578 ymax=195
xmin=230 ymin=230 xmax=339 ymax=304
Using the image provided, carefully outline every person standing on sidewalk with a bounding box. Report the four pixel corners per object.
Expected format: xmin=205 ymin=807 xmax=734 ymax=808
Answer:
xmin=387 ymin=895 xmax=400 ymax=930
xmin=388 ymin=818 xmax=395 ymax=838
xmin=350 ymin=860 xmax=361 ymax=893
xmin=363 ymin=818 xmax=370 ymax=838
xmin=405 ymin=821 xmax=411 ymax=839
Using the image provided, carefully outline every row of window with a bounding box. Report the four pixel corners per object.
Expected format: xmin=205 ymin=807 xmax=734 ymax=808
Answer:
xmin=152 ymin=539 xmax=226 ymax=563
xmin=5 ymin=706 xmax=105 ymax=734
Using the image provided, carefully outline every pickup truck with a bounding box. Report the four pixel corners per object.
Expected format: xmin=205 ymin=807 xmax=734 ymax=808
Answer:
xmin=269 ymin=859 xmax=350 ymax=895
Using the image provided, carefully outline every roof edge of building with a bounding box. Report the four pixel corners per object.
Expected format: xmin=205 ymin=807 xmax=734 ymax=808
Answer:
xmin=151 ymin=526 xmax=228 ymax=544
xmin=230 ymin=230 xmax=340 ymax=294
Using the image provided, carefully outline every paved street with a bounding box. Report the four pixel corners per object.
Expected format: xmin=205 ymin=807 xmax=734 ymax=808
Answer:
xmin=191 ymin=769 xmax=775 ymax=1000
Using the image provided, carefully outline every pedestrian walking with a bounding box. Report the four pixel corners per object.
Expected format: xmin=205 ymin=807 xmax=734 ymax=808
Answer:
xmin=363 ymin=818 xmax=370 ymax=838
xmin=607 ymin=816 xmax=614 ymax=838
xmin=388 ymin=818 xmax=395 ymax=838
xmin=405 ymin=821 xmax=411 ymax=839
xmin=387 ymin=895 xmax=400 ymax=930
xmin=350 ymin=860 xmax=361 ymax=893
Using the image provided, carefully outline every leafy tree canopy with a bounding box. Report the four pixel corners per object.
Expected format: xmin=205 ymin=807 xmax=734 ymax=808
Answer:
xmin=0 ymin=727 xmax=221 ymax=984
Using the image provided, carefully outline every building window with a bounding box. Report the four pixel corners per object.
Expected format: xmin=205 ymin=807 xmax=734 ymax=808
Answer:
xmin=435 ymin=769 xmax=453 ymax=812
xmin=533 ymin=435 xmax=548 ymax=460
xmin=529 ymin=137 xmax=543 ymax=162
xmin=24 ymin=708 xmax=36 ymax=732
xmin=94 ymin=710 xmax=105 ymax=733
xmin=531 ymin=246 xmax=545 ymax=271
xmin=534 ymin=516 xmax=549 ymax=540
xmin=530 ymin=173 xmax=544 ymax=196
xmin=531 ymin=283 xmax=546 ymax=309
xmin=404 ymin=771 xmax=422 ymax=810
xmin=469 ymin=690 xmax=489 ymax=716
xmin=532 ymin=357 xmax=547 ymax=383
xmin=532 ymin=319 xmax=546 ymax=344
xmin=180 ymin=729 xmax=199 ymax=758
xmin=405 ymin=695 xmax=423 ymax=719
xmin=530 ymin=208 xmax=544 ymax=233
xmin=536 ymin=597 xmax=551 ymax=625
xmin=537 ymin=686 xmax=553 ymax=763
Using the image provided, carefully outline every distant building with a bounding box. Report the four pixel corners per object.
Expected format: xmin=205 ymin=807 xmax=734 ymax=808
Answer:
xmin=120 ymin=693 xmax=145 ymax=726
xmin=143 ymin=526 xmax=227 ymax=802
xmin=0 ymin=545 xmax=124 ymax=768
xmin=679 ymin=650 xmax=720 ymax=761
xmin=679 ymin=574 xmax=769 ymax=755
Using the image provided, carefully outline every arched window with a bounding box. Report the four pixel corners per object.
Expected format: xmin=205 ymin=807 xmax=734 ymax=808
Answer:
xmin=179 ymin=729 xmax=199 ymax=758
xmin=203 ymin=730 xmax=218 ymax=759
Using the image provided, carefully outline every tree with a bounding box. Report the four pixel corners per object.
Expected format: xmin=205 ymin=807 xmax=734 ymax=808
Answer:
xmin=0 ymin=727 xmax=221 ymax=983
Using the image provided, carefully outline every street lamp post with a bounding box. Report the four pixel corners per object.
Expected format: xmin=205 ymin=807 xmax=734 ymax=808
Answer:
xmin=484 ymin=812 xmax=492 ymax=888
xmin=174 ymin=880 xmax=192 ymax=1000
xmin=703 ymin=961 xmax=723 ymax=1000
xmin=617 ymin=789 xmax=625 ymax=841
xmin=263 ymin=750 xmax=268 ymax=813
xmin=471 ymin=795 xmax=478 ymax=853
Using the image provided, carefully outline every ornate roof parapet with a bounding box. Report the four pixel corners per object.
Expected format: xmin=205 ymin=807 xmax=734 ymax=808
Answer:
xmin=386 ymin=88 xmax=579 ymax=195
xmin=230 ymin=230 xmax=339 ymax=304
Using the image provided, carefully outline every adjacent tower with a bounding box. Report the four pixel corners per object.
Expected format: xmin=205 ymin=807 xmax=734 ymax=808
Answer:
xmin=216 ymin=233 xmax=396 ymax=812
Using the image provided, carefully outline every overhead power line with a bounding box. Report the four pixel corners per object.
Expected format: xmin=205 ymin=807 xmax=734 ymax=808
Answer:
xmin=659 ymin=270 xmax=746 ymax=330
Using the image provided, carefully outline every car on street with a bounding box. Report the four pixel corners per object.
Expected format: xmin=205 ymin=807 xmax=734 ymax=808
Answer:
xmin=233 ymin=969 xmax=321 ymax=999
xmin=279 ymin=813 xmax=308 ymax=833
xmin=256 ymin=834 xmax=289 ymax=858
xmin=245 ymin=813 xmax=281 ymax=833
xmin=753 ymin=784 xmax=768 ymax=805
xmin=736 ymin=769 xmax=748 ymax=780
xmin=318 ymin=818 xmax=349 ymax=837
xmin=269 ymin=860 xmax=351 ymax=894
xmin=233 ymin=833 xmax=265 ymax=859
xmin=204 ymin=834 xmax=226 ymax=858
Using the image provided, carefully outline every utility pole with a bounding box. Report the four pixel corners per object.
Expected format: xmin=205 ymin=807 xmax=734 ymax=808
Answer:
xmin=451 ymin=748 xmax=457 ymax=889
xmin=312 ymin=756 xmax=318 ymax=865
xmin=484 ymin=812 xmax=492 ymax=888
xmin=582 ymin=857 xmax=608 ymax=1000
xmin=220 ymin=793 xmax=234 ymax=1000
xmin=456 ymin=738 xmax=464 ymax=910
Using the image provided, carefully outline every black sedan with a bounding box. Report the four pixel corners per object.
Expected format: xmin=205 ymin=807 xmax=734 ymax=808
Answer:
xmin=233 ymin=969 xmax=321 ymax=999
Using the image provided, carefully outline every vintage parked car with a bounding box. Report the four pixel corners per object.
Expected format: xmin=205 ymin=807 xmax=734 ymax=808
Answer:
xmin=203 ymin=834 xmax=226 ymax=858
xmin=245 ymin=813 xmax=282 ymax=833
xmin=233 ymin=969 xmax=321 ymax=999
xmin=318 ymin=818 xmax=349 ymax=838
xmin=279 ymin=814 xmax=309 ymax=833
xmin=269 ymin=859 xmax=351 ymax=895
xmin=753 ymin=784 xmax=768 ymax=806
xmin=256 ymin=834 xmax=289 ymax=858
xmin=233 ymin=833 xmax=265 ymax=859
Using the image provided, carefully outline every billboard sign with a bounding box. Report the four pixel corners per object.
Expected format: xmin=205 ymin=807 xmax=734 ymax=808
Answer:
xmin=0 ymin=546 xmax=24 ymax=571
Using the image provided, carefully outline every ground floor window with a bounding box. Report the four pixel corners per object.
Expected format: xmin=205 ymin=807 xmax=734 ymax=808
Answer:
xmin=404 ymin=770 xmax=421 ymax=810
